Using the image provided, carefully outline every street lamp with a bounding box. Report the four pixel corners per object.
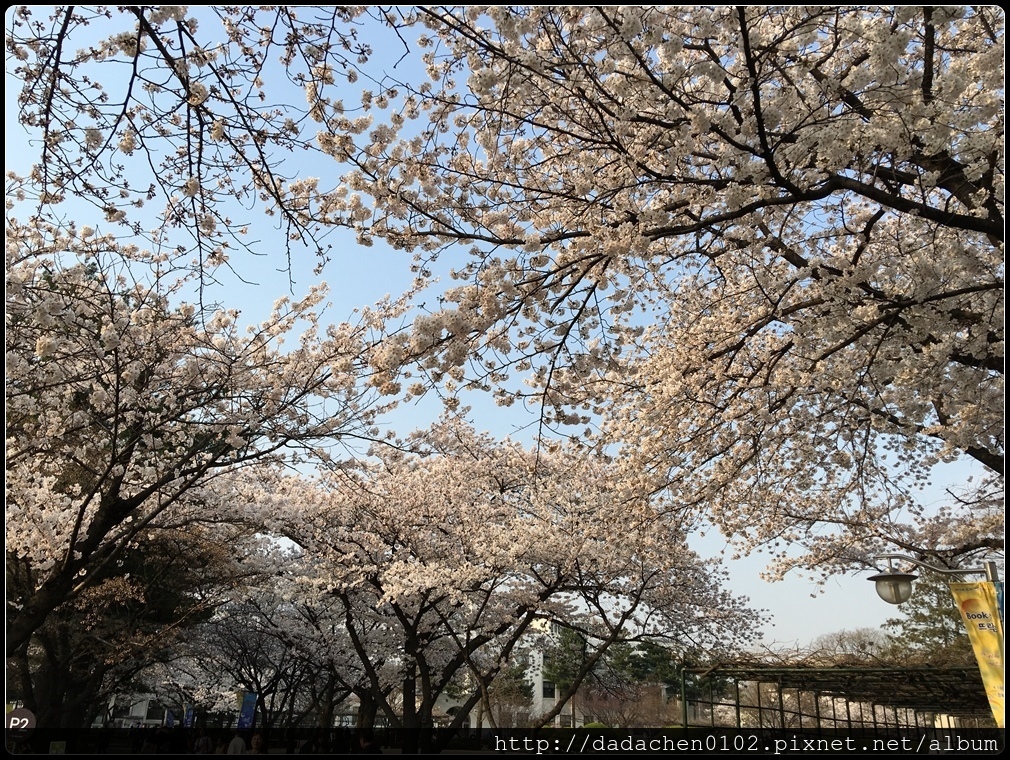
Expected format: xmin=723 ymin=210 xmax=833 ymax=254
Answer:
xmin=867 ymin=553 xmax=1002 ymax=605
xmin=869 ymin=553 xmax=1005 ymax=729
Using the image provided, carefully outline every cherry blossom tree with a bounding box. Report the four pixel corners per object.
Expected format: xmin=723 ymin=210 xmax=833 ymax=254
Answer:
xmin=5 ymin=239 xmax=377 ymax=660
xmin=7 ymin=5 xmax=373 ymax=273
xmin=170 ymin=554 xmax=369 ymax=741
xmin=184 ymin=600 xmax=324 ymax=740
xmin=7 ymin=5 xmax=1002 ymax=615
xmin=264 ymin=417 xmax=757 ymax=752
xmin=330 ymin=7 xmax=1002 ymax=577
xmin=7 ymin=523 xmax=248 ymax=733
xmin=125 ymin=568 xmax=362 ymax=747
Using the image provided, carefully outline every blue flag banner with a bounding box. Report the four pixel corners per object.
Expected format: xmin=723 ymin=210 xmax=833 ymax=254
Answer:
xmin=237 ymin=692 xmax=257 ymax=729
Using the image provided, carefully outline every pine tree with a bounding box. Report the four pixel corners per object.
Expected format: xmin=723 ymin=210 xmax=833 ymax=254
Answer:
xmin=882 ymin=571 xmax=975 ymax=666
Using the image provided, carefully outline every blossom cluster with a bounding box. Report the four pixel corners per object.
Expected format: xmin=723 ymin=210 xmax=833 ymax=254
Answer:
xmin=6 ymin=233 xmax=378 ymax=653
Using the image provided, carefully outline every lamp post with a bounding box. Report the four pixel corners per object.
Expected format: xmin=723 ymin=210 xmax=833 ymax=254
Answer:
xmin=867 ymin=553 xmax=1001 ymax=605
xmin=868 ymin=553 xmax=1005 ymax=729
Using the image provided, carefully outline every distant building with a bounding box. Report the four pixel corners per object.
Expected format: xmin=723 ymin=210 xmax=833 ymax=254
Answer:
xmin=435 ymin=618 xmax=588 ymax=729
xmin=106 ymin=695 xmax=170 ymax=728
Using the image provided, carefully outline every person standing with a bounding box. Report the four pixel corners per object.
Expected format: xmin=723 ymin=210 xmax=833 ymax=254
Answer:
xmin=227 ymin=731 xmax=247 ymax=754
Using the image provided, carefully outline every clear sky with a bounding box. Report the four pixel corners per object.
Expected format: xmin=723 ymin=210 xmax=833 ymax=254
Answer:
xmin=5 ymin=6 xmax=990 ymax=651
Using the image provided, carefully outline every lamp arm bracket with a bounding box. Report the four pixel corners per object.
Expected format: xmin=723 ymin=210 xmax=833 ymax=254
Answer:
xmin=873 ymin=553 xmax=996 ymax=580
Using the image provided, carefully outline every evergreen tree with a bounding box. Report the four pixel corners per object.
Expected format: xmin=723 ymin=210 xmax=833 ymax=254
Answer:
xmin=882 ymin=571 xmax=975 ymax=666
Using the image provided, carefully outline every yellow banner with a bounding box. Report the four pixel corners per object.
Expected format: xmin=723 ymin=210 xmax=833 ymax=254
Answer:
xmin=949 ymin=581 xmax=1004 ymax=728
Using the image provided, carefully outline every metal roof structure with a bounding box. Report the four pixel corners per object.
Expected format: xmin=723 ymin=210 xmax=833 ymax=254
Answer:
xmin=694 ymin=663 xmax=991 ymax=717
xmin=682 ymin=658 xmax=989 ymax=723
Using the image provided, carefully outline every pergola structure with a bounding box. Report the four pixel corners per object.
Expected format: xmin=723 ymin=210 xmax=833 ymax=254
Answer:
xmin=681 ymin=662 xmax=994 ymax=733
